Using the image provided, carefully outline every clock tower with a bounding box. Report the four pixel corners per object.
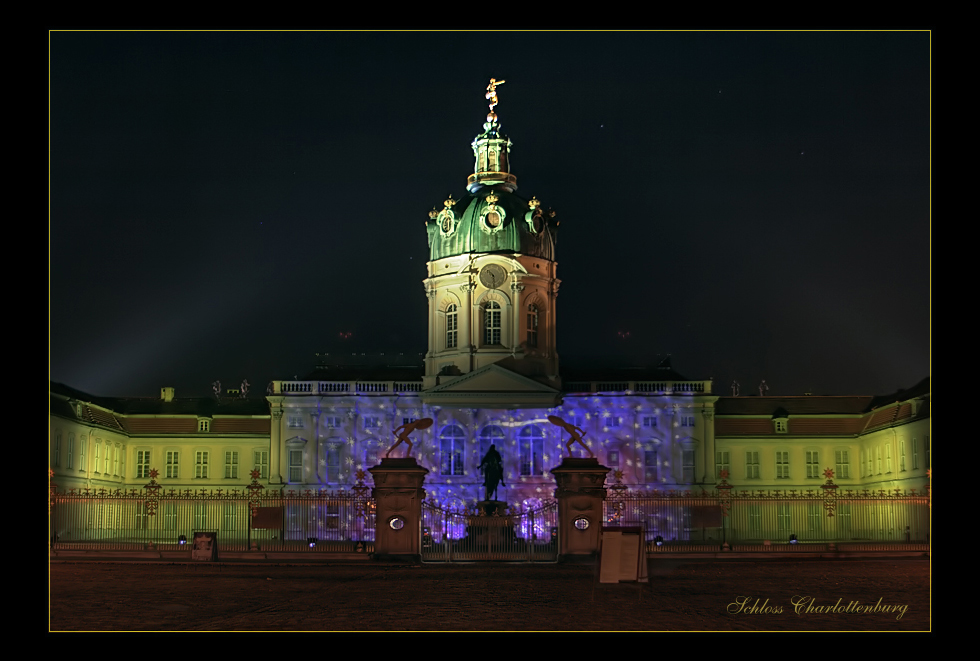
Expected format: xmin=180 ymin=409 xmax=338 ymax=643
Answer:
xmin=422 ymin=79 xmax=560 ymax=395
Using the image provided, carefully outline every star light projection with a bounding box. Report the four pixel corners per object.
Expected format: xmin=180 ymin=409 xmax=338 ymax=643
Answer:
xmin=286 ymin=394 xmax=695 ymax=509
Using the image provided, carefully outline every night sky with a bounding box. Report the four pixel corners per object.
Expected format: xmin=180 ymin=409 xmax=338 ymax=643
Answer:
xmin=49 ymin=31 xmax=930 ymax=399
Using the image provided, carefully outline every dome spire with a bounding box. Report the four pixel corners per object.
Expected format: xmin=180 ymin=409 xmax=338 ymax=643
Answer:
xmin=468 ymin=77 xmax=517 ymax=193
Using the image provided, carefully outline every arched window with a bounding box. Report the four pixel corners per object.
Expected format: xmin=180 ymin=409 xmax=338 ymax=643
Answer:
xmin=440 ymin=425 xmax=466 ymax=476
xmin=519 ymin=424 xmax=545 ymax=476
xmin=446 ymin=304 xmax=458 ymax=349
xmin=479 ymin=425 xmax=506 ymax=460
xmin=527 ymin=304 xmax=539 ymax=348
xmin=485 ymin=301 xmax=501 ymax=345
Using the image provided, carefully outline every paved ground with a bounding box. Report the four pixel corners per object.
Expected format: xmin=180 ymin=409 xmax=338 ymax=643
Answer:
xmin=49 ymin=557 xmax=930 ymax=632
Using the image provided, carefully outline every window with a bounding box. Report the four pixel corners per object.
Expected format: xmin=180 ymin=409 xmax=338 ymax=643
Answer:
xmin=479 ymin=425 xmax=506 ymax=461
xmin=287 ymin=415 xmax=304 ymax=429
xmin=484 ymin=301 xmax=501 ymax=345
xmin=715 ymin=451 xmax=730 ymax=477
xmin=745 ymin=452 xmax=760 ymax=479
xmin=876 ymin=446 xmax=882 ymax=474
xmin=838 ymin=503 xmax=851 ymax=533
xmin=224 ymin=451 xmax=239 ymax=479
xmin=682 ymin=449 xmax=695 ymax=483
xmin=607 ymin=449 xmax=620 ymax=467
xmin=120 ymin=446 xmax=126 ymax=477
xmin=527 ymin=304 xmax=538 ymax=348
xmin=326 ymin=444 xmax=341 ymax=482
xmin=604 ymin=416 xmax=621 ymax=428
xmin=67 ymin=434 xmax=74 ymax=470
xmin=254 ymin=451 xmax=269 ymax=479
xmin=446 ymin=304 xmax=458 ymax=349
xmin=93 ymin=442 xmax=101 ymax=474
xmin=288 ymin=450 xmax=303 ymax=483
xmin=643 ymin=446 xmax=659 ymax=483
xmin=137 ymin=451 xmax=151 ymax=479
xmin=642 ymin=416 xmax=658 ymax=428
xmin=324 ymin=416 xmax=342 ymax=429
xmin=519 ymin=425 xmax=545 ymax=476
xmin=194 ymin=502 xmax=206 ymax=530
xmin=806 ymin=451 xmax=820 ymax=479
xmin=166 ymin=451 xmax=179 ymax=479
xmin=54 ymin=433 xmax=61 ymax=468
xmin=775 ymin=419 xmax=788 ymax=433
xmin=807 ymin=504 xmax=821 ymax=532
xmin=885 ymin=443 xmax=892 ymax=473
xmin=900 ymin=439 xmax=906 ymax=471
xmin=776 ymin=451 xmax=789 ymax=479
xmin=925 ymin=435 xmax=930 ymax=469
xmin=163 ymin=504 xmax=177 ymax=531
xmin=681 ymin=416 xmax=695 ymax=427
xmin=363 ymin=416 xmax=381 ymax=430
xmin=104 ymin=444 xmax=111 ymax=474
xmin=440 ymin=425 xmax=466 ymax=476
xmin=867 ymin=449 xmax=873 ymax=476
xmin=79 ymin=437 xmax=87 ymax=472
xmin=835 ymin=450 xmax=850 ymax=479
xmin=777 ymin=503 xmax=791 ymax=532
xmin=223 ymin=503 xmax=238 ymax=531
xmin=912 ymin=438 xmax=919 ymax=469
xmin=198 ymin=418 xmax=210 ymax=432
xmin=113 ymin=445 xmax=120 ymax=476
xmin=195 ymin=451 xmax=209 ymax=479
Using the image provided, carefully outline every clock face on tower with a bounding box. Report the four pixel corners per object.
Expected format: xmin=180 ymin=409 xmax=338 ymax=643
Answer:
xmin=479 ymin=264 xmax=506 ymax=289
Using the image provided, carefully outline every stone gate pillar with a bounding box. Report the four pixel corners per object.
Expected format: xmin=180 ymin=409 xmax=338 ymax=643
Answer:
xmin=551 ymin=458 xmax=610 ymax=559
xmin=368 ymin=458 xmax=429 ymax=561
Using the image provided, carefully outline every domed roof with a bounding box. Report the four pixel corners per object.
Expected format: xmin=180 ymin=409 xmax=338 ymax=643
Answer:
xmin=426 ymin=82 xmax=557 ymax=262
xmin=426 ymin=186 xmax=557 ymax=261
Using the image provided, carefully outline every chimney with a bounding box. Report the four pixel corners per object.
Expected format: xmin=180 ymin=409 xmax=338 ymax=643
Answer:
xmin=161 ymin=387 xmax=175 ymax=402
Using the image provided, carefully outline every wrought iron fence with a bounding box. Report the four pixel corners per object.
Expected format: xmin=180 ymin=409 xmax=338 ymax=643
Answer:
xmin=603 ymin=486 xmax=929 ymax=546
xmin=421 ymin=500 xmax=559 ymax=562
xmin=50 ymin=480 xmax=376 ymax=553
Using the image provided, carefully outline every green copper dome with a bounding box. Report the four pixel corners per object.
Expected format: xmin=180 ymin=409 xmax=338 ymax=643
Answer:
xmin=426 ymin=117 xmax=558 ymax=262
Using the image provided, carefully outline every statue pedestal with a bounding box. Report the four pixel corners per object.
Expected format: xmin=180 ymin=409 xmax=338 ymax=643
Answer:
xmin=368 ymin=458 xmax=429 ymax=561
xmin=550 ymin=457 xmax=610 ymax=559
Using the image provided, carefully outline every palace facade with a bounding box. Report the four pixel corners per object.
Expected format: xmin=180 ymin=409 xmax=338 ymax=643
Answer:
xmin=49 ymin=85 xmax=930 ymax=510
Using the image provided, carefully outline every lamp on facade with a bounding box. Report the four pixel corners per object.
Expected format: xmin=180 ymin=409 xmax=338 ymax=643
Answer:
xmin=789 ymin=534 xmax=798 ymax=545
xmin=654 ymin=535 xmax=664 ymax=547
xmin=308 ymin=537 xmax=318 ymax=548
xmin=178 ymin=535 xmax=187 ymax=545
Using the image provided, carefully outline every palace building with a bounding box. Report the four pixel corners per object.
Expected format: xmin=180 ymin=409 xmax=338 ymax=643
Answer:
xmin=49 ymin=82 xmax=930 ymax=512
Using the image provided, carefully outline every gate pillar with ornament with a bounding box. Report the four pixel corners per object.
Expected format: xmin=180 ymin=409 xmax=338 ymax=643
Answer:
xmin=551 ymin=458 xmax=611 ymax=559
xmin=368 ymin=458 xmax=429 ymax=561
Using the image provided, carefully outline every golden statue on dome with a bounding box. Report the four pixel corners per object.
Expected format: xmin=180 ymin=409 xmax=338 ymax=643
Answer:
xmin=486 ymin=78 xmax=505 ymax=121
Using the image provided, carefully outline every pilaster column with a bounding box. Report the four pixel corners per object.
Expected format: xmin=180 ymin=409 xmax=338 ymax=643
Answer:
xmin=269 ymin=401 xmax=284 ymax=485
xmin=669 ymin=404 xmax=679 ymax=483
xmin=511 ymin=281 xmax=525 ymax=353
xmin=460 ymin=282 xmax=475 ymax=364
xmin=701 ymin=408 xmax=715 ymax=484
xmin=311 ymin=408 xmax=321 ymax=485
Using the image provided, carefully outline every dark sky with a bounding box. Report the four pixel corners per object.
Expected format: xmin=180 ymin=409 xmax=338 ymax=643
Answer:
xmin=49 ymin=30 xmax=930 ymax=399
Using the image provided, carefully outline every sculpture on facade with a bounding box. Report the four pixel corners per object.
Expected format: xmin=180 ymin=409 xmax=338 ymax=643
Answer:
xmin=547 ymin=415 xmax=595 ymax=458
xmin=212 ymin=380 xmax=221 ymax=400
xmin=240 ymin=379 xmax=250 ymax=399
xmin=759 ymin=380 xmax=769 ymax=397
xmin=731 ymin=380 xmax=740 ymax=396
xmin=479 ymin=444 xmax=506 ymax=501
xmin=385 ymin=417 xmax=433 ymax=458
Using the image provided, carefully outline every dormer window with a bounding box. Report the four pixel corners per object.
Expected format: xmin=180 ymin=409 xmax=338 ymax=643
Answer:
xmin=198 ymin=418 xmax=211 ymax=433
xmin=771 ymin=408 xmax=789 ymax=434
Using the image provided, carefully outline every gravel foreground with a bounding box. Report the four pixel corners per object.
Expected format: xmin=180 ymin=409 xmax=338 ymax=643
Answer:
xmin=49 ymin=557 xmax=930 ymax=632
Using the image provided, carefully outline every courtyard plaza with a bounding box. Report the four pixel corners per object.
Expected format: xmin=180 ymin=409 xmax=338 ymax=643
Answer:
xmin=49 ymin=557 xmax=929 ymax=632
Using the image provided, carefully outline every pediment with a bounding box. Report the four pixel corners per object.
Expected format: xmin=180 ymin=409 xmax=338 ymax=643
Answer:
xmin=422 ymin=364 xmax=561 ymax=409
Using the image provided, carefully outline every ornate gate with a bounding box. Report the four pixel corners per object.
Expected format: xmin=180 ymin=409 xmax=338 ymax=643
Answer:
xmin=421 ymin=500 xmax=558 ymax=563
